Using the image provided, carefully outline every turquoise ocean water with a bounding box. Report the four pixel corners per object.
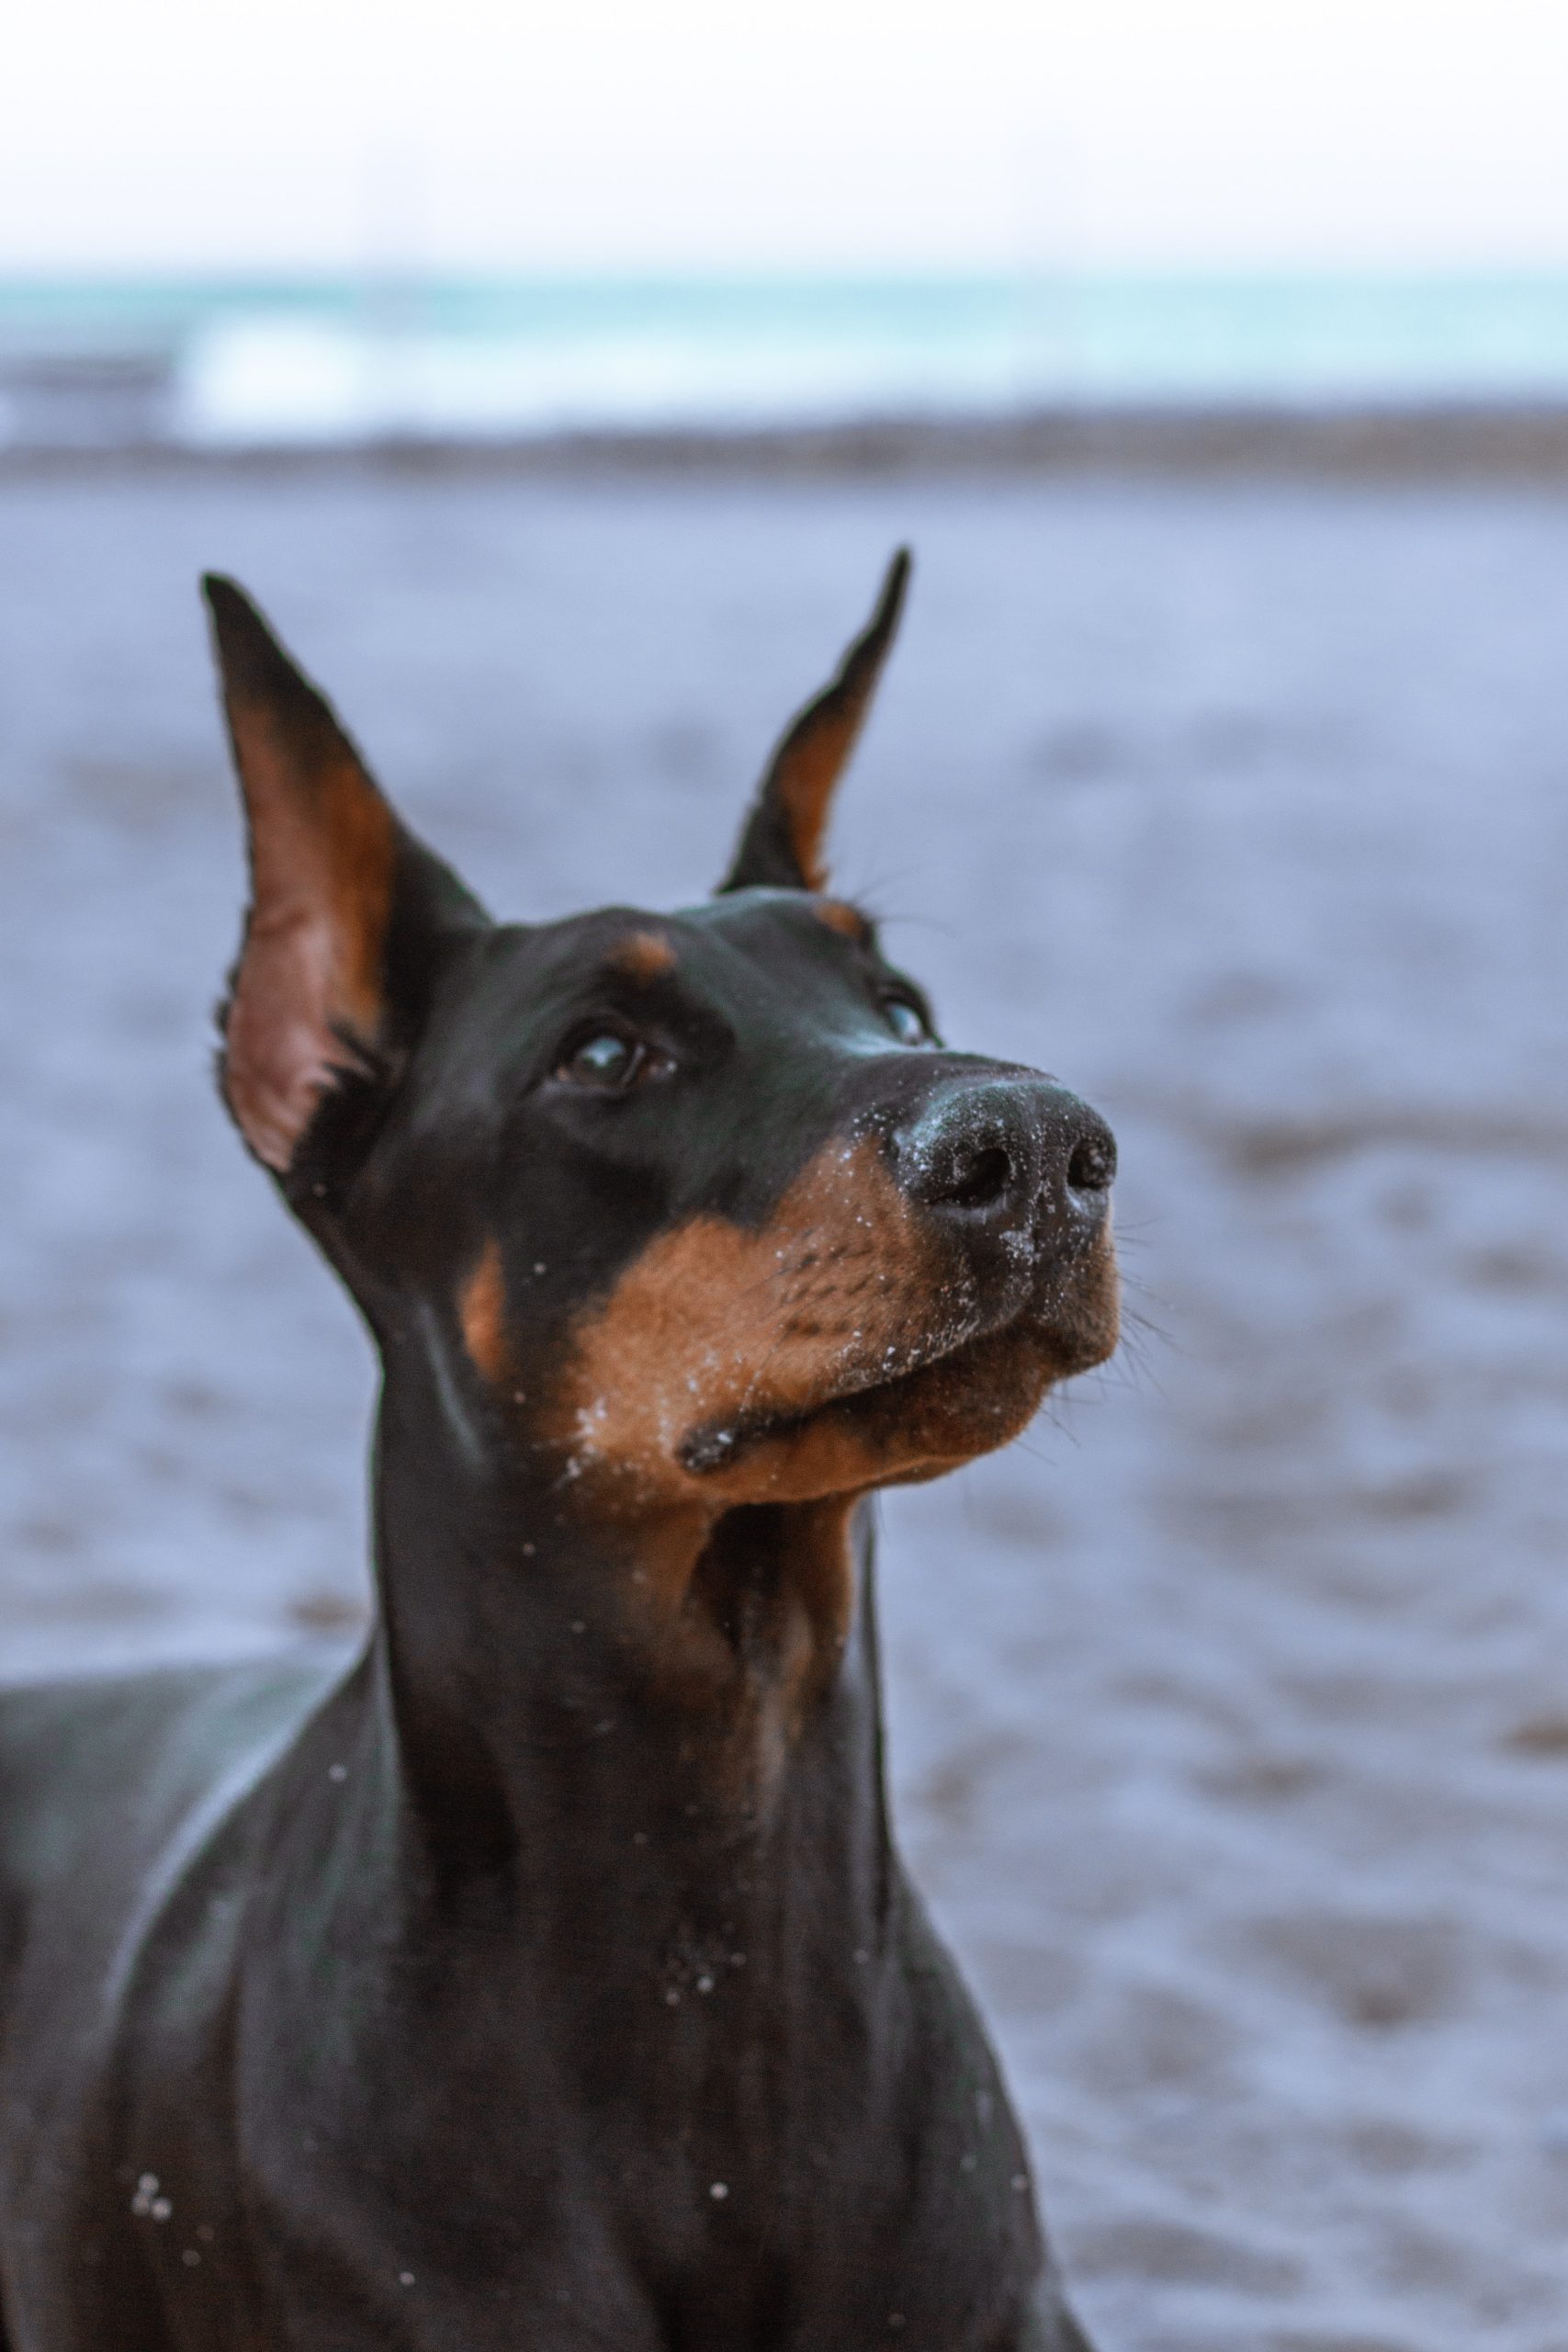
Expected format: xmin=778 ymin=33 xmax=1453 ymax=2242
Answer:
xmin=4 ymin=275 xmax=1568 ymax=443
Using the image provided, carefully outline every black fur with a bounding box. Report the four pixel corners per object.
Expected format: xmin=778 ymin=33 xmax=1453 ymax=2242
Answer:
xmin=0 ymin=567 xmax=1112 ymax=2350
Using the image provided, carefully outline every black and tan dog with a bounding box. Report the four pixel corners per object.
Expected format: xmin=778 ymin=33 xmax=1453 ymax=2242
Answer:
xmin=0 ymin=554 xmax=1118 ymax=2349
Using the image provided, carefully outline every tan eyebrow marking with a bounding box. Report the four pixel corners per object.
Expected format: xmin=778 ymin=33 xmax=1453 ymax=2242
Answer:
xmin=814 ymin=897 xmax=873 ymax=944
xmin=611 ymin=930 xmax=678 ymax=981
xmin=458 ymin=1236 xmax=511 ymax=1383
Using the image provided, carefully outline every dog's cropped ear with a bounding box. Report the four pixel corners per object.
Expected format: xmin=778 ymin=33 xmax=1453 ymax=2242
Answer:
xmin=203 ymin=575 xmax=489 ymax=1181
xmin=718 ymin=548 xmax=909 ymax=895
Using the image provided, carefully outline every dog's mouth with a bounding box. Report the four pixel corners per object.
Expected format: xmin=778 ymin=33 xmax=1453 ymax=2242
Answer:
xmin=674 ymin=1260 xmax=1119 ymax=1499
xmin=549 ymin=1133 xmax=1119 ymax=1514
xmin=677 ymin=1311 xmax=1012 ymax=1476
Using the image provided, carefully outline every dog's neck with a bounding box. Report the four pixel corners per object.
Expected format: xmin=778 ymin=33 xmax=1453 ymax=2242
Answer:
xmin=343 ymin=1337 xmax=895 ymax=1985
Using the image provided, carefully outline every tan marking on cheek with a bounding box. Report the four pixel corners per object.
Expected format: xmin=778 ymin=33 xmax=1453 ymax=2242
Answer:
xmin=548 ymin=1139 xmax=1121 ymax=1521
xmin=549 ymin=1137 xmax=942 ymax=1508
xmin=458 ymin=1236 xmax=512 ymax=1383
xmin=814 ymin=897 xmax=872 ymax=944
xmin=612 ymin=930 xmax=677 ymax=981
xmin=696 ymin=1326 xmax=1056 ymax=1508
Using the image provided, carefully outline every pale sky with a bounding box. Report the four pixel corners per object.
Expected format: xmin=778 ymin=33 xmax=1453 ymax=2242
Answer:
xmin=3 ymin=0 xmax=1568 ymax=273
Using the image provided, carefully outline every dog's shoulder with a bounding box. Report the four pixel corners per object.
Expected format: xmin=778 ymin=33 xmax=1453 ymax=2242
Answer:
xmin=0 ymin=1657 xmax=340 ymax=1984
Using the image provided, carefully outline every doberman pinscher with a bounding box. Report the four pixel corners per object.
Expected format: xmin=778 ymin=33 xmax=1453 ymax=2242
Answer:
xmin=0 ymin=553 xmax=1118 ymax=2350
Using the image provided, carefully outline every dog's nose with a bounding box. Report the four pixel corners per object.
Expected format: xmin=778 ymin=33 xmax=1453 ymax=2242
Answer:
xmin=891 ymin=1076 xmax=1115 ymax=1242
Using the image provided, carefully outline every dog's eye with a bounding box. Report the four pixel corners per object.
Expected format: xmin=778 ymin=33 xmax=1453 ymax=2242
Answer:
xmin=558 ymin=1032 xmax=645 ymax=1089
xmin=882 ymin=994 xmax=933 ymax=1046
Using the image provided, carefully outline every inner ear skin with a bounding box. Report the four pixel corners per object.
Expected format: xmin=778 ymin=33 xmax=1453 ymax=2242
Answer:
xmin=719 ymin=547 xmax=910 ymax=895
xmin=220 ymin=759 xmax=397 ymax=1173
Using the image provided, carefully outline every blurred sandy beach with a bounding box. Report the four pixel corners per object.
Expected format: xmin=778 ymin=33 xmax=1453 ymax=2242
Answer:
xmin=3 ymin=461 xmax=1568 ymax=2347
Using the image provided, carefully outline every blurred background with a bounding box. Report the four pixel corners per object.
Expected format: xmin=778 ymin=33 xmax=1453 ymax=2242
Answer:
xmin=6 ymin=6 xmax=1568 ymax=2349
xmin=10 ymin=0 xmax=1568 ymax=447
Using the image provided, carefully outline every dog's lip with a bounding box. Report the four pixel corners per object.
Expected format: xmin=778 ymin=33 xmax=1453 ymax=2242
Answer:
xmin=676 ymin=1289 xmax=1038 ymax=1477
xmin=675 ymin=1199 xmax=1115 ymax=1479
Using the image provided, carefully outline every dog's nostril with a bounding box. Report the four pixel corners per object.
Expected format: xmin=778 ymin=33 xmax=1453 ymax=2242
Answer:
xmin=1067 ymin=1132 xmax=1116 ymax=1193
xmin=936 ymin=1144 xmax=1013 ymax=1214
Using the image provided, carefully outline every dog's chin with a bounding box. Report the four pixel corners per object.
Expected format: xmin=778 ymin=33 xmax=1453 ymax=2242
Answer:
xmin=682 ymin=1277 xmax=1121 ymax=1509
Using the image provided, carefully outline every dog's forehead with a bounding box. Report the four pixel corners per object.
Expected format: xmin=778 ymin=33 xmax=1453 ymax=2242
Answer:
xmin=474 ymin=890 xmax=879 ymax=1019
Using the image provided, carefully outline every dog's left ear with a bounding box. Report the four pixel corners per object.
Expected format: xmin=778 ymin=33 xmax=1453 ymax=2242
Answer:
xmin=203 ymin=575 xmax=489 ymax=1182
xmin=718 ymin=548 xmax=909 ymax=895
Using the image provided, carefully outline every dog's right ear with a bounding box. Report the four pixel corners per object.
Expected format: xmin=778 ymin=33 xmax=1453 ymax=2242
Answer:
xmin=718 ymin=548 xmax=909 ymax=895
xmin=203 ymin=576 xmax=488 ymax=1182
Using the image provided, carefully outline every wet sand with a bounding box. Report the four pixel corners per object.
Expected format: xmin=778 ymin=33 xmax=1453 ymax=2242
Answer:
xmin=3 ymin=466 xmax=1568 ymax=2346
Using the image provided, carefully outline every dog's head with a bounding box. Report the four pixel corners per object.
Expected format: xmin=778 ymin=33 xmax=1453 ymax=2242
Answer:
xmin=205 ymin=556 xmax=1118 ymax=1522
